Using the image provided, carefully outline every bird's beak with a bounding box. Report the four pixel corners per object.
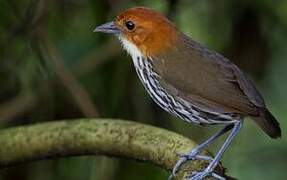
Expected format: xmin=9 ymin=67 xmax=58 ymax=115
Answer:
xmin=94 ymin=21 xmax=121 ymax=34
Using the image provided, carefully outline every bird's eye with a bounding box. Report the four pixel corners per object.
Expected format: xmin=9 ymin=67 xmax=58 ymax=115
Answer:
xmin=125 ymin=21 xmax=135 ymax=30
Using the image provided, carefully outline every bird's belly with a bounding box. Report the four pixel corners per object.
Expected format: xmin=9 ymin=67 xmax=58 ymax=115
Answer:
xmin=132 ymin=56 xmax=238 ymax=125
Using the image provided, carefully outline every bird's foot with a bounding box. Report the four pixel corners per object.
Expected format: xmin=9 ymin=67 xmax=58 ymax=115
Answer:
xmin=187 ymin=169 xmax=225 ymax=180
xmin=172 ymin=150 xmax=213 ymax=175
xmin=168 ymin=150 xmax=213 ymax=180
xmin=186 ymin=159 xmax=225 ymax=180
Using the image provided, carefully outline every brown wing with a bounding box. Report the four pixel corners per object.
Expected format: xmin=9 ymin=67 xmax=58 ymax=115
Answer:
xmin=152 ymin=35 xmax=265 ymax=116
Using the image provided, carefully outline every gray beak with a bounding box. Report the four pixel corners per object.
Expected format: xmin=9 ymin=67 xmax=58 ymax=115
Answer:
xmin=94 ymin=21 xmax=120 ymax=34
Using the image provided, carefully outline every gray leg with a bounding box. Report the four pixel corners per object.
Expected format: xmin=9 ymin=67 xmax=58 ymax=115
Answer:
xmin=189 ymin=121 xmax=243 ymax=180
xmin=170 ymin=124 xmax=233 ymax=177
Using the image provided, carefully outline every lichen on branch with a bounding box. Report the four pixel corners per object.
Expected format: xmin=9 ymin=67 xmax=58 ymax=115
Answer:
xmin=0 ymin=119 xmax=229 ymax=179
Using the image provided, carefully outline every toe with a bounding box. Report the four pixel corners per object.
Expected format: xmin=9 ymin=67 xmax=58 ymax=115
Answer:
xmin=194 ymin=155 xmax=213 ymax=161
xmin=211 ymin=172 xmax=226 ymax=180
xmin=187 ymin=170 xmax=225 ymax=180
xmin=172 ymin=156 xmax=187 ymax=175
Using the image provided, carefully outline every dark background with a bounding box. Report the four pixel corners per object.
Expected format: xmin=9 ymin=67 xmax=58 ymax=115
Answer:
xmin=0 ymin=0 xmax=286 ymax=179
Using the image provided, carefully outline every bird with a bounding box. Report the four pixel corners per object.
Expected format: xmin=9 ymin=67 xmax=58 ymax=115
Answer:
xmin=94 ymin=7 xmax=281 ymax=180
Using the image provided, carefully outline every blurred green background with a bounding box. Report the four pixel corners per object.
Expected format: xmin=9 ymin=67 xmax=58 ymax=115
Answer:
xmin=0 ymin=0 xmax=286 ymax=179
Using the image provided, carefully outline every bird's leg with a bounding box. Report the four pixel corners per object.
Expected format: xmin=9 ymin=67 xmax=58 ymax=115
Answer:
xmin=189 ymin=121 xmax=243 ymax=180
xmin=171 ymin=124 xmax=234 ymax=177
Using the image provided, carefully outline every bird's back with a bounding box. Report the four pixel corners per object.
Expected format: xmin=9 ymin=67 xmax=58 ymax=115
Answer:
xmin=151 ymin=33 xmax=281 ymax=138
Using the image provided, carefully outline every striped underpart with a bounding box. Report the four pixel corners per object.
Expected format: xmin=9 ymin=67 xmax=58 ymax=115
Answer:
xmin=133 ymin=56 xmax=240 ymax=125
xmin=118 ymin=36 xmax=239 ymax=125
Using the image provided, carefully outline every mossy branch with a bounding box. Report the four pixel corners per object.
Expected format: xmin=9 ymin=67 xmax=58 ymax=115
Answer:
xmin=0 ymin=119 xmax=231 ymax=179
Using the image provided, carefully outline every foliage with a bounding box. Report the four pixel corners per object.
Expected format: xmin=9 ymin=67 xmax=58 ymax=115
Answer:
xmin=0 ymin=0 xmax=286 ymax=180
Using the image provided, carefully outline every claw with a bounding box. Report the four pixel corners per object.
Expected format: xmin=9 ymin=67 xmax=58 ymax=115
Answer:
xmin=211 ymin=172 xmax=226 ymax=180
xmin=172 ymin=156 xmax=187 ymax=176
xmin=168 ymin=174 xmax=174 ymax=180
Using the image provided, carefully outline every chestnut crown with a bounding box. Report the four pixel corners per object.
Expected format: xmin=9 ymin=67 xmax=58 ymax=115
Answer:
xmin=95 ymin=7 xmax=179 ymax=56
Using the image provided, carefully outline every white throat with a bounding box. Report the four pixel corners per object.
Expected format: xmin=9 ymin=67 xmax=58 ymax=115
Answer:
xmin=118 ymin=36 xmax=143 ymax=59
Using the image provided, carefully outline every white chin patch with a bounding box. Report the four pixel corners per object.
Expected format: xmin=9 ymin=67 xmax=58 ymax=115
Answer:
xmin=118 ymin=36 xmax=143 ymax=58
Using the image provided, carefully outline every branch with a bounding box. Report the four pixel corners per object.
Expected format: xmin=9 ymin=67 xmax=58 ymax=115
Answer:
xmin=0 ymin=92 xmax=37 ymax=122
xmin=167 ymin=0 xmax=180 ymax=20
xmin=35 ymin=29 xmax=99 ymax=117
xmin=0 ymin=119 xmax=231 ymax=179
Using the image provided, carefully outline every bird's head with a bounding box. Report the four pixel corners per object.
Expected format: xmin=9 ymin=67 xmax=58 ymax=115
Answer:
xmin=95 ymin=7 xmax=179 ymax=57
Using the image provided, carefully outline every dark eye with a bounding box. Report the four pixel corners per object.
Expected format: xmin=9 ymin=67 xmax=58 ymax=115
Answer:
xmin=125 ymin=21 xmax=135 ymax=30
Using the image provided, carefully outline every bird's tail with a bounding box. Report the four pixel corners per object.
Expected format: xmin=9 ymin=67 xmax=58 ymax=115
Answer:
xmin=252 ymin=108 xmax=281 ymax=139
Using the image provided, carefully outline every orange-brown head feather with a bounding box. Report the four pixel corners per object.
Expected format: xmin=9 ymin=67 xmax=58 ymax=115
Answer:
xmin=114 ymin=7 xmax=179 ymax=57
